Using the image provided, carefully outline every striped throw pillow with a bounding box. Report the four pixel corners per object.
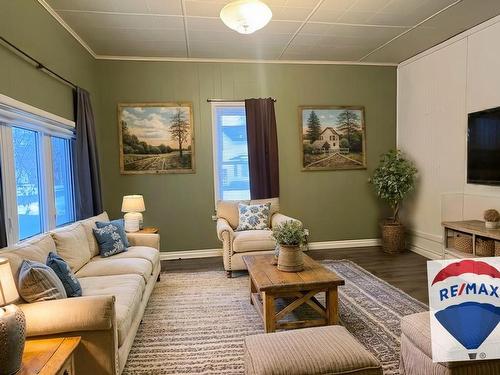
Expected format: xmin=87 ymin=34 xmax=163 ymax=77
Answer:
xmin=18 ymin=260 xmax=67 ymax=303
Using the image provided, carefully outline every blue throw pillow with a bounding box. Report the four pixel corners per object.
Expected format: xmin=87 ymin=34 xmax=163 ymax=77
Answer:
xmin=93 ymin=223 xmax=127 ymax=257
xmin=46 ymin=252 xmax=82 ymax=297
xmin=96 ymin=219 xmax=129 ymax=247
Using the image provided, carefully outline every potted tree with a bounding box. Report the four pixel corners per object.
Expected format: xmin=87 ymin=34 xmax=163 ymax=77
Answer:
xmin=272 ymin=221 xmax=308 ymax=272
xmin=370 ymin=150 xmax=417 ymax=253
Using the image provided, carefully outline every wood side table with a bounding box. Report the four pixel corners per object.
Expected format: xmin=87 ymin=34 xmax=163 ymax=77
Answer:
xmin=17 ymin=337 xmax=80 ymax=375
xmin=243 ymin=254 xmax=345 ymax=333
xmin=136 ymin=226 xmax=159 ymax=234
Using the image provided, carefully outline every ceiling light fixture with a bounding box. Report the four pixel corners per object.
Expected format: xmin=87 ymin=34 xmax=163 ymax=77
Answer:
xmin=220 ymin=0 xmax=272 ymax=35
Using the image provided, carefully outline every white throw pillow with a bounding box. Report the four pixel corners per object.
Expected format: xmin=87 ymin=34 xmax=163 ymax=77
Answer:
xmin=236 ymin=202 xmax=271 ymax=231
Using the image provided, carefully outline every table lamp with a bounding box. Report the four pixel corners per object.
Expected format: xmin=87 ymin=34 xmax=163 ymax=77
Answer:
xmin=121 ymin=195 xmax=145 ymax=232
xmin=0 ymin=257 xmax=25 ymax=375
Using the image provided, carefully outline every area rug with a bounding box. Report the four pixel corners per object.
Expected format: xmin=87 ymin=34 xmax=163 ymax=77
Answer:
xmin=123 ymin=260 xmax=428 ymax=375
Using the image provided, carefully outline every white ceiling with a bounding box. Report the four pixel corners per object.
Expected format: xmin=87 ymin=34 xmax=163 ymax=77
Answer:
xmin=41 ymin=0 xmax=500 ymax=63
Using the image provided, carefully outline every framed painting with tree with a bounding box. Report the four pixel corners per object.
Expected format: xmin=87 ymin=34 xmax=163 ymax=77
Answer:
xmin=299 ymin=106 xmax=366 ymax=171
xmin=118 ymin=102 xmax=195 ymax=174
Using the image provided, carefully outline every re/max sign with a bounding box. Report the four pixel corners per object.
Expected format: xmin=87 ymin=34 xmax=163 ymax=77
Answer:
xmin=439 ymin=282 xmax=499 ymax=301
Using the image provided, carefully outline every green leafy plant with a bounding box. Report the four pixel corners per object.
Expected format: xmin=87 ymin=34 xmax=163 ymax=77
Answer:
xmin=272 ymin=221 xmax=307 ymax=246
xmin=370 ymin=150 xmax=417 ymax=223
xmin=484 ymin=209 xmax=500 ymax=222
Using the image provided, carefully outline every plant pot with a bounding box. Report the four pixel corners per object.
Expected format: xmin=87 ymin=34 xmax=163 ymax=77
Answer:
xmin=380 ymin=221 xmax=406 ymax=254
xmin=485 ymin=221 xmax=499 ymax=229
xmin=277 ymin=245 xmax=304 ymax=272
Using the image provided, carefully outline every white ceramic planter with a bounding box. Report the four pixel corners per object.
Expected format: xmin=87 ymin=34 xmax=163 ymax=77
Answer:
xmin=485 ymin=221 xmax=499 ymax=229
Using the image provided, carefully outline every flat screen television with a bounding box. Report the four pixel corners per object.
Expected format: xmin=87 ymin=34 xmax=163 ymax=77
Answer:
xmin=467 ymin=106 xmax=500 ymax=185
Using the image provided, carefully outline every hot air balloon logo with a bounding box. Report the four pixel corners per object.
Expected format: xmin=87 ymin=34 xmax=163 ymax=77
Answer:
xmin=428 ymin=258 xmax=500 ymax=362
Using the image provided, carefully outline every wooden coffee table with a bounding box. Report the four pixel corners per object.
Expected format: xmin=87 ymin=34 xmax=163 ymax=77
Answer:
xmin=243 ymin=254 xmax=345 ymax=333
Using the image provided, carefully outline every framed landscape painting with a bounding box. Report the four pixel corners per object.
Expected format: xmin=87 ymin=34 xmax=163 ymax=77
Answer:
xmin=299 ymin=106 xmax=366 ymax=171
xmin=118 ymin=102 xmax=194 ymax=174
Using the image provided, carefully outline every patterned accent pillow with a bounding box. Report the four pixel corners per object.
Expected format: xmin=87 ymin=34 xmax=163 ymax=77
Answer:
xmin=236 ymin=202 xmax=271 ymax=231
xmin=96 ymin=219 xmax=129 ymax=247
xmin=93 ymin=223 xmax=127 ymax=257
xmin=18 ymin=260 xmax=67 ymax=303
xmin=46 ymin=252 xmax=82 ymax=298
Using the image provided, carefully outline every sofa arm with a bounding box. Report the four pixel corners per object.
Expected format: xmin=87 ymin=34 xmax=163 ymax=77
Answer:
xmin=127 ymin=233 xmax=160 ymax=250
xmin=19 ymin=295 xmax=116 ymax=337
xmin=217 ymin=218 xmax=234 ymax=241
xmin=271 ymin=213 xmax=302 ymax=228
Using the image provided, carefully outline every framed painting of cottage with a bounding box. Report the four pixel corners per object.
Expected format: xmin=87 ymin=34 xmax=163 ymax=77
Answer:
xmin=118 ymin=102 xmax=195 ymax=174
xmin=299 ymin=106 xmax=366 ymax=171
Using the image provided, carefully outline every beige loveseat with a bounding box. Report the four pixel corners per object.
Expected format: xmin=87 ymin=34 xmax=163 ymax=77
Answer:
xmin=0 ymin=212 xmax=160 ymax=375
xmin=216 ymin=198 xmax=302 ymax=277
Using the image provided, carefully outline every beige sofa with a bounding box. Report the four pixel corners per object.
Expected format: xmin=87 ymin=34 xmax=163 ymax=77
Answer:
xmin=0 ymin=212 xmax=160 ymax=375
xmin=216 ymin=198 xmax=302 ymax=277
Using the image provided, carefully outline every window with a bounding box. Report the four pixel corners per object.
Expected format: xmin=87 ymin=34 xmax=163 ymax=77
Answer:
xmin=12 ymin=127 xmax=43 ymax=239
xmin=211 ymin=103 xmax=250 ymax=201
xmin=0 ymin=95 xmax=76 ymax=244
xmin=51 ymin=137 xmax=74 ymax=227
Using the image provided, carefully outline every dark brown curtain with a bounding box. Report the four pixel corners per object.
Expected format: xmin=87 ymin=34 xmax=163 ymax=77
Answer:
xmin=73 ymin=87 xmax=103 ymax=220
xmin=245 ymin=98 xmax=280 ymax=199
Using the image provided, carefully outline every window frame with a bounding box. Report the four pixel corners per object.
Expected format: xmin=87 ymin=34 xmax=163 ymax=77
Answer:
xmin=210 ymin=101 xmax=250 ymax=205
xmin=0 ymin=94 xmax=76 ymax=244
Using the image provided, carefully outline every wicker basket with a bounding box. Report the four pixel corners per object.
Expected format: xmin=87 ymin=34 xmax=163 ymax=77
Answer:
xmin=476 ymin=238 xmax=495 ymax=257
xmin=495 ymin=241 xmax=500 ymax=256
xmin=454 ymin=233 xmax=473 ymax=254
xmin=380 ymin=222 xmax=405 ymax=254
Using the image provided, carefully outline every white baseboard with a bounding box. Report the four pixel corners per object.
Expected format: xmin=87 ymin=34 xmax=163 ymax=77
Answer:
xmin=159 ymin=238 xmax=381 ymax=261
xmin=160 ymin=248 xmax=222 ymax=260
xmin=307 ymin=238 xmax=381 ymax=250
xmin=407 ymin=229 xmax=443 ymax=260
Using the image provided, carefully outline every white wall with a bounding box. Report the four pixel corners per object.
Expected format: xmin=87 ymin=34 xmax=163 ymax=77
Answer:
xmin=398 ymin=15 xmax=500 ymax=259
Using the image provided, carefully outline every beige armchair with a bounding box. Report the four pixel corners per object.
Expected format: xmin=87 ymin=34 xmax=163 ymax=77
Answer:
xmin=216 ymin=198 xmax=302 ymax=278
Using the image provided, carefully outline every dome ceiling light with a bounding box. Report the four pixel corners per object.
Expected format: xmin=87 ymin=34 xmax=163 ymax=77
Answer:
xmin=220 ymin=0 xmax=273 ymax=35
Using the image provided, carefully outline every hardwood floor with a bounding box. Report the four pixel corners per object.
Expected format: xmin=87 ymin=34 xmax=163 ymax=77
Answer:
xmin=162 ymin=246 xmax=429 ymax=305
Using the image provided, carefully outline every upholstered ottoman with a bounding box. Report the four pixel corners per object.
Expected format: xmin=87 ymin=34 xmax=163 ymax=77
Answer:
xmin=400 ymin=312 xmax=500 ymax=375
xmin=244 ymin=326 xmax=382 ymax=375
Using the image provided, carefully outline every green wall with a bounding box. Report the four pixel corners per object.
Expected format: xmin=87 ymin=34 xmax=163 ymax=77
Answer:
xmin=0 ymin=1 xmax=396 ymax=252
xmin=97 ymin=62 xmax=396 ymax=251
xmin=0 ymin=0 xmax=97 ymax=121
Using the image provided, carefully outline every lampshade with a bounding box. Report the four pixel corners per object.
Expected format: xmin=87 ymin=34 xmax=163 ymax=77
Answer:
xmin=0 ymin=258 xmax=18 ymax=306
xmin=220 ymin=0 xmax=272 ymax=34
xmin=121 ymin=195 xmax=145 ymax=213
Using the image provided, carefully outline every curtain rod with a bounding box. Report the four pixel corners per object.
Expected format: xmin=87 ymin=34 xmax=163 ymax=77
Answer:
xmin=0 ymin=36 xmax=77 ymax=90
xmin=207 ymin=98 xmax=277 ymax=103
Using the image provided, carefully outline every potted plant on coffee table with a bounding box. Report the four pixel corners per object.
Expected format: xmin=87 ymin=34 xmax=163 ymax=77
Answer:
xmin=272 ymin=220 xmax=307 ymax=272
xmin=370 ymin=150 xmax=417 ymax=254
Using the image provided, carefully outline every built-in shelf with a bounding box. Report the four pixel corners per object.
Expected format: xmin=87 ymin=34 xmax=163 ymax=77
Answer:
xmin=442 ymin=220 xmax=500 ymax=259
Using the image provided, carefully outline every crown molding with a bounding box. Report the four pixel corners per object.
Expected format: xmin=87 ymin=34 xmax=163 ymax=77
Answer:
xmin=37 ymin=0 xmax=97 ymax=58
xmin=37 ymin=0 xmax=398 ymax=66
xmin=95 ymin=54 xmax=398 ymax=66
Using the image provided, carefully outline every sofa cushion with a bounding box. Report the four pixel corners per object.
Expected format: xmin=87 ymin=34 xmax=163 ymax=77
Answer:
xmin=18 ymin=260 xmax=67 ymax=303
xmin=232 ymin=230 xmax=275 ymax=253
xmin=79 ymin=274 xmax=145 ymax=346
xmin=98 ymin=246 xmax=159 ymax=269
xmin=401 ymin=312 xmax=432 ymax=359
xmin=80 ymin=212 xmax=110 ymax=257
xmin=46 ymin=252 xmax=82 ymax=297
xmin=244 ymin=326 xmax=382 ymax=375
xmin=75 ymin=257 xmax=153 ymax=282
xmin=51 ymin=223 xmax=92 ymax=273
xmin=0 ymin=234 xmax=56 ymax=280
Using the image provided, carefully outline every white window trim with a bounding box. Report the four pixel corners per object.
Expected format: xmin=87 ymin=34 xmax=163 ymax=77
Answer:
xmin=210 ymin=101 xmax=246 ymax=205
xmin=0 ymin=94 xmax=76 ymax=244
